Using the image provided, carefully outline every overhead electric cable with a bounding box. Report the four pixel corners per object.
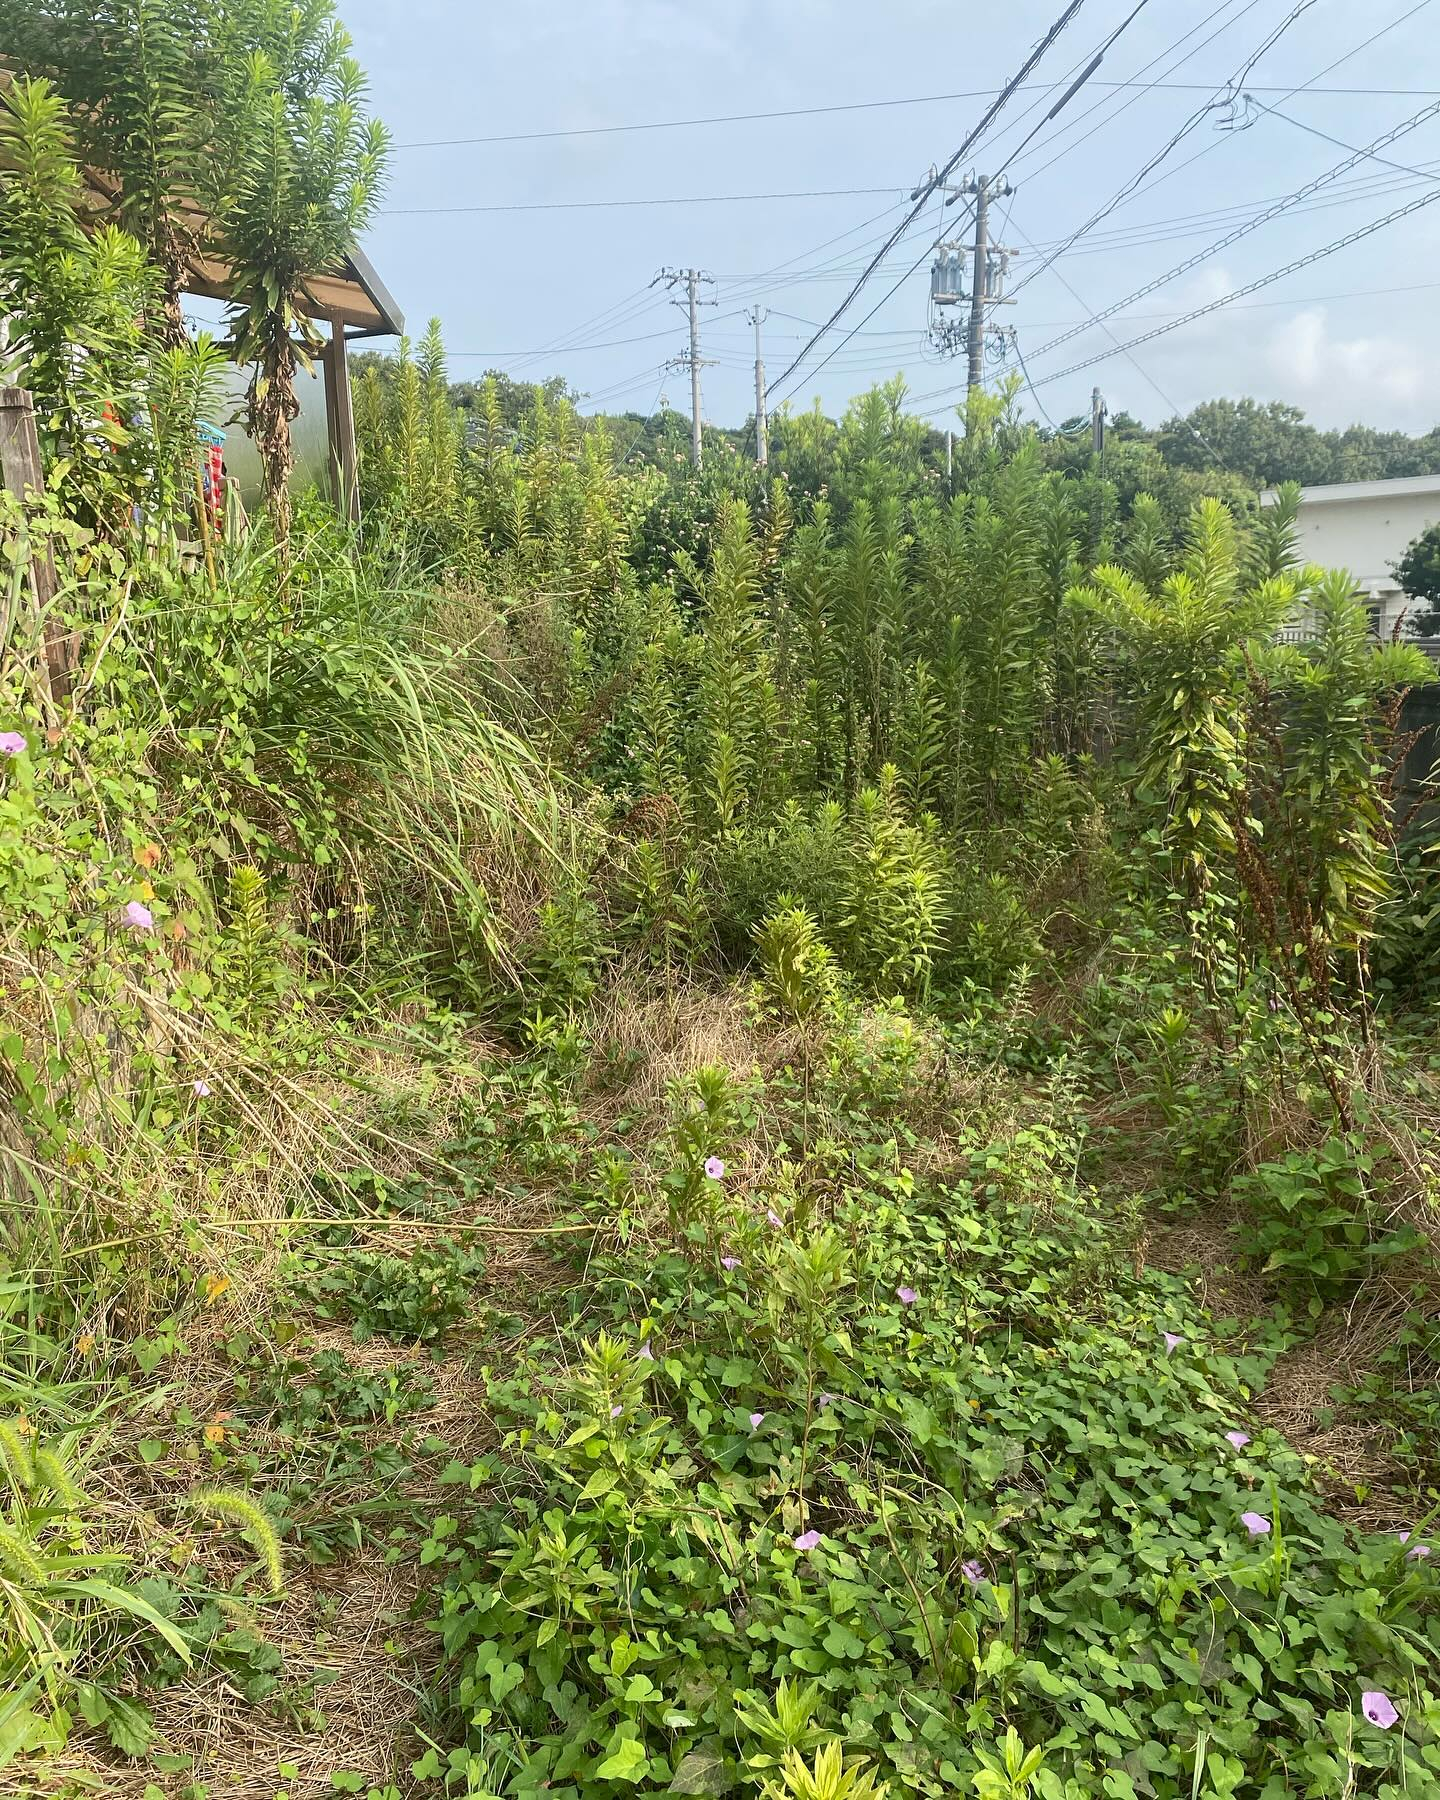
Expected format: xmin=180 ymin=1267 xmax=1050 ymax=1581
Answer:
xmin=1008 ymin=0 xmax=1322 ymax=300
xmin=1072 ymin=0 xmax=1437 ymax=221
xmin=766 ymin=0 xmax=1098 ymax=395
xmin=1018 ymin=94 xmax=1440 ymax=361
xmin=1028 ymin=182 xmax=1440 ymax=389
xmin=382 ymin=184 xmax=908 ymax=216
xmin=1010 ymin=0 xmax=1266 ymax=183
xmin=1248 ymin=95 xmax=1440 ymax=177
xmin=390 ymin=81 xmax=1440 ymax=151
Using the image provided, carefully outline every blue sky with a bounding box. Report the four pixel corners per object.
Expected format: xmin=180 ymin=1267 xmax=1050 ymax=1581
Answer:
xmin=334 ymin=0 xmax=1440 ymax=435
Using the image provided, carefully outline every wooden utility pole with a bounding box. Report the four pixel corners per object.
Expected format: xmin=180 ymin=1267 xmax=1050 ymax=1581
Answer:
xmin=0 ymin=387 xmax=70 ymax=704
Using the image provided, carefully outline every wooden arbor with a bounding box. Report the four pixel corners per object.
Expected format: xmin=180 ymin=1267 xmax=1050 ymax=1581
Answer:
xmin=0 ymin=66 xmax=404 ymax=523
xmin=184 ymin=243 xmax=405 ymax=525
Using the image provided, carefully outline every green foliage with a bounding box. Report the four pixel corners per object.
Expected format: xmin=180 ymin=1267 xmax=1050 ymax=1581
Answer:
xmin=184 ymin=1485 xmax=285 ymax=1596
xmin=421 ymin=1075 xmax=1438 ymax=1800
xmin=1393 ymin=519 xmax=1440 ymax=634
xmin=299 ymin=1238 xmax=485 ymax=1344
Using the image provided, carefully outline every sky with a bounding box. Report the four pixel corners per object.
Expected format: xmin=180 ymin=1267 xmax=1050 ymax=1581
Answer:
xmin=330 ymin=0 xmax=1440 ymax=438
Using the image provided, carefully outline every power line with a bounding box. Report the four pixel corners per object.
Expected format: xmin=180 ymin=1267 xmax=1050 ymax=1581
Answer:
xmin=1009 ymin=0 xmax=1266 ymax=184
xmin=1008 ymin=0 xmax=1322 ymax=302
xmin=1018 ymin=94 xmax=1440 ymax=362
xmin=767 ymin=0 xmax=1098 ymax=396
xmin=1061 ymin=0 xmax=1438 ymax=225
xmin=1002 ymin=0 xmax=1258 ymax=179
xmin=1029 ymin=181 xmax=1440 ymax=390
xmin=390 ymin=80 xmax=1440 ymax=152
xmin=382 ymin=184 xmax=908 ymax=217
xmin=447 ymin=310 xmax=750 ymax=359
xmin=1250 ymin=94 xmax=1440 ymax=178
xmin=771 ymin=208 xmax=974 ymax=407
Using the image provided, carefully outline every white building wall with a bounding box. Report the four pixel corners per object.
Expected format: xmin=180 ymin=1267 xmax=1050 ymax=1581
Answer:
xmin=1280 ymin=483 xmax=1440 ymax=637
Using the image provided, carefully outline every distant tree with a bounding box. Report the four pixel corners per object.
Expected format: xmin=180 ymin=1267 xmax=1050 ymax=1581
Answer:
xmin=1393 ymin=521 xmax=1440 ymax=636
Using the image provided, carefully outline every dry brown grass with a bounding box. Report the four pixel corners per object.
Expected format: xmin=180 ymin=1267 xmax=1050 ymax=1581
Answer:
xmin=40 ymin=1558 xmax=435 ymax=1800
xmin=1249 ymin=1295 xmax=1433 ymax=1532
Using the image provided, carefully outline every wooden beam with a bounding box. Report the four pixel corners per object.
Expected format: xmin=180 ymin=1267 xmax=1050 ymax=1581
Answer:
xmin=0 ymin=387 xmax=72 ymax=705
xmin=322 ymin=324 xmax=360 ymax=527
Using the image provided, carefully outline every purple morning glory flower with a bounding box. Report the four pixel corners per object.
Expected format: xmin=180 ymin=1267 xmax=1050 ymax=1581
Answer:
xmin=1361 ymin=1690 xmax=1398 ymax=1729
xmin=817 ymin=1393 xmax=836 ymax=1408
xmin=960 ymin=1560 xmax=986 ymax=1584
xmin=1225 ymin=1430 xmax=1250 ymax=1450
xmin=1162 ymin=1332 xmax=1184 ymax=1355
xmin=193 ymin=1078 xmax=211 ymax=1097
xmin=0 ymin=731 xmax=25 ymax=756
xmin=896 ymin=1286 xmax=918 ymax=1306
xmin=1240 ymin=1510 xmax=1271 ymax=1537
xmin=765 ymin=1209 xmax=783 ymax=1228
xmin=609 ymin=1404 xmax=623 ymax=1419
xmin=721 ymin=1255 xmax=741 ymax=1271
xmin=704 ymin=1156 xmax=725 ymax=1180
xmin=124 ymin=900 xmax=154 ymax=931
xmin=1406 ymin=1543 xmax=1431 ymax=1561
xmin=637 ymin=1342 xmax=654 ymax=1362
xmin=793 ymin=1530 xmax=821 ymax=1552
xmin=749 ymin=1412 xmax=765 ymax=1431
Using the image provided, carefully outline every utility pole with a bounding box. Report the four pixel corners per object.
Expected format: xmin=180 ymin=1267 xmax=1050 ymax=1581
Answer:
xmin=946 ymin=428 xmax=953 ymax=491
xmin=655 ymin=267 xmax=715 ymax=470
xmin=962 ymin=173 xmax=1013 ymax=404
xmin=749 ymin=307 xmax=769 ymax=467
xmin=686 ymin=270 xmax=703 ymax=469
xmin=1091 ymin=385 xmax=1107 ymax=459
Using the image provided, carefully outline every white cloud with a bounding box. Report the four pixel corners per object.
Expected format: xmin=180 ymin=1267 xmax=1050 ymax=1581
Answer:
xmin=1264 ymin=308 xmax=1436 ymax=420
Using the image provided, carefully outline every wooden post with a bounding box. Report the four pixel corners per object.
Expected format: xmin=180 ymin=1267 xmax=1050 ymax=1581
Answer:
xmin=322 ymin=322 xmax=360 ymax=527
xmin=0 ymin=386 xmax=71 ymax=704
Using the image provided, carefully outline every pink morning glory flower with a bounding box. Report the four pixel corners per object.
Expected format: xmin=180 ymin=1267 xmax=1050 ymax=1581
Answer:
xmin=792 ymin=1530 xmax=821 ymax=1551
xmin=749 ymin=1412 xmax=765 ymax=1431
xmin=896 ymin=1286 xmax=917 ymax=1305
xmin=193 ymin=1078 xmax=211 ymax=1097
xmin=637 ymin=1342 xmax=654 ymax=1362
xmin=1162 ymin=1332 xmax=1184 ymax=1355
xmin=960 ymin=1560 xmax=986 ymax=1584
xmin=1407 ymin=1543 xmax=1431 ymax=1561
xmin=1240 ymin=1511 xmax=1271 ymax=1537
xmin=609 ymin=1404 xmax=623 ymax=1419
xmin=0 ymin=731 xmax=25 ymax=756
xmin=1361 ymin=1690 xmax=1398 ymax=1729
xmin=765 ymin=1209 xmax=783 ymax=1228
xmin=704 ymin=1156 xmax=725 ymax=1180
xmin=124 ymin=901 xmax=154 ymax=931
xmin=721 ymin=1255 xmax=741 ymax=1271
xmin=1225 ymin=1430 xmax=1250 ymax=1449
xmin=817 ymin=1393 xmax=836 ymax=1408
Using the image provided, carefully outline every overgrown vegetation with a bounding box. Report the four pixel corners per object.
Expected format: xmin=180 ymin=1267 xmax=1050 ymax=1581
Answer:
xmin=1 ymin=10 xmax=1438 ymax=1799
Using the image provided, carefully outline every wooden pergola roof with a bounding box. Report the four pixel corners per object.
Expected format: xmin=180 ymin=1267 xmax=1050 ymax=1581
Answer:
xmin=0 ymin=64 xmax=403 ymax=337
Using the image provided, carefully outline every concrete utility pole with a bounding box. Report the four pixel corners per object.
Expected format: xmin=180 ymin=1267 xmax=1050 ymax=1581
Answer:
xmin=963 ymin=173 xmax=1013 ymax=402
xmin=1091 ymin=386 xmax=1107 ymax=458
xmin=748 ymin=308 xmax=769 ymax=467
xmin=655 ymin=267 xmax=715 ymax=470
xmin=686 ymin=270 xmax=704 ymax=469
xmin=946 ymin=428 xmax=954 ymax=490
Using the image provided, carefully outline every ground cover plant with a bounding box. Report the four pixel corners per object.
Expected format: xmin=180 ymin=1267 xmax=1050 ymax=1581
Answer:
xmin=1 ymin=7 xmax=1438 ymax=1797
